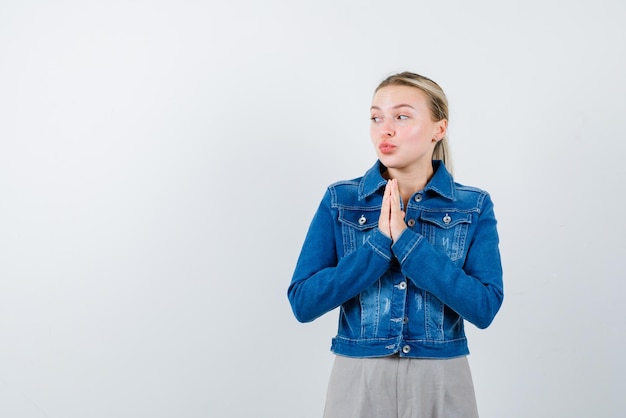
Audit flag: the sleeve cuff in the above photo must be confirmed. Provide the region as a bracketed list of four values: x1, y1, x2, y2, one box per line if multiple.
[391, 229, 424, 264]
[366, 229, 394, 261]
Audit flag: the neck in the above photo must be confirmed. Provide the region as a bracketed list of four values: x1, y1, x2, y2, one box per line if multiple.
[386, 162, 434, 205]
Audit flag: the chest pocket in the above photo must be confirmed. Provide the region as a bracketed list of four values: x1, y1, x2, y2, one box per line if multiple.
[338, 207, 380, 257]
[420, 210, 472, 261]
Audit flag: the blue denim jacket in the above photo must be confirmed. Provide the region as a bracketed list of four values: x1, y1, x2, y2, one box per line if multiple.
[288, 160, 503, 359]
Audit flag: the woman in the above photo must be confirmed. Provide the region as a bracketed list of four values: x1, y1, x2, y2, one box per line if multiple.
[288, 71, 503, 417]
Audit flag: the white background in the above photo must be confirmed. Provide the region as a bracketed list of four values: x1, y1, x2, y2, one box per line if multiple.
[1, 0, 625, 417]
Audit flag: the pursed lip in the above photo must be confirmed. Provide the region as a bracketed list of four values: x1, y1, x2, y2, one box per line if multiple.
[378, 142, 397, 154]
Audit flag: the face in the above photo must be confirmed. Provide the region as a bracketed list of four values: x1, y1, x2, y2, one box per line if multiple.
[370, 85, 447, 174]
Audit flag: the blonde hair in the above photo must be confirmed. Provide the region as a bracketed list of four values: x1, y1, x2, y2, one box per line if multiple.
[375, 71, 452, 172]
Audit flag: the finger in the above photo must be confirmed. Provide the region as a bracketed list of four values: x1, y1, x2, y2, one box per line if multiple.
[389, 180, 407, 241]
[383, 181, 392, 206]
[378, 181, 392, 238]
[383, 181, 392, 217]
[390, 179, 402, 212]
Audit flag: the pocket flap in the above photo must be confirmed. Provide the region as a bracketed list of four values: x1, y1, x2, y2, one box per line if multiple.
[419, 211, 472, 229]
[338, 208, 379, 230]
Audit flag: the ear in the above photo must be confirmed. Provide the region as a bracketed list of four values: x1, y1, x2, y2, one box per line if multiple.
[432, 119, 448, 142]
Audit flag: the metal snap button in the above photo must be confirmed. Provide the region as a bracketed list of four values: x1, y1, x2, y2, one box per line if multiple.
[358, 215, 366, 225]
[407, 219, 415, 227]
[414, 194, 422, 202]
[402, 345, 411, 354]
[398, 281, 407, 290]
[443, 214, 451, 224]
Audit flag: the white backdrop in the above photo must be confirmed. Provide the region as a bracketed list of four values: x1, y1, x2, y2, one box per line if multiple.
[1, 1, 625, 417]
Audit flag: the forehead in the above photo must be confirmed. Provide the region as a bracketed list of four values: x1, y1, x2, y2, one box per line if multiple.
[371, 85, 430, 109]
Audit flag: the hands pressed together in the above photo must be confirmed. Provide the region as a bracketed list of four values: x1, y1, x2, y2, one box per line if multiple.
[378, 179, 407, 243]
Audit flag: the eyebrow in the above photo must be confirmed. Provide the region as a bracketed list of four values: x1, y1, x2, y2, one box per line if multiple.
[370, 104, 416, 111]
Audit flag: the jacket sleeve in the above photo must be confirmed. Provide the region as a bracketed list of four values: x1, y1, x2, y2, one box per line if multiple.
[391, 192, 504, 329]
[287, 189, 393, 323]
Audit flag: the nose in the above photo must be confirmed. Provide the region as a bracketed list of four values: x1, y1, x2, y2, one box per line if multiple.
[380, 120, 395, 137]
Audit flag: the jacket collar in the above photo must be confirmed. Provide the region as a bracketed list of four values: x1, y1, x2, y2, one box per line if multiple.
[359, 160, 457, 201]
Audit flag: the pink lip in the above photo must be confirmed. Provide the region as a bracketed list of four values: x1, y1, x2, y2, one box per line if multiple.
[379, 143, 396, 154]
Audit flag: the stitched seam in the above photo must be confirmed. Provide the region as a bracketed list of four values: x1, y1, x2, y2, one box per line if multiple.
[399, 235, 422, 264]
[367, 239, 392, 261]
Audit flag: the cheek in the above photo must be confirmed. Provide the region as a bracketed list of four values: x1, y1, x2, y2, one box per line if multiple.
[404, 127, 429, 143]
[370, 126, 378, 141]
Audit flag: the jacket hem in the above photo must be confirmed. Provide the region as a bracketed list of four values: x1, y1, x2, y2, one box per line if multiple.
[330, 336, 470, 359]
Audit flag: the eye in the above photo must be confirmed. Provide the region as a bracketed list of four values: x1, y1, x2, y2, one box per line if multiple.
[397, 114, 409, 120]
[370, 116, 382, 123]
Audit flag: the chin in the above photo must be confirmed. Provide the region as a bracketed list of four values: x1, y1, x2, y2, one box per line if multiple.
[378, 155, 403, 168]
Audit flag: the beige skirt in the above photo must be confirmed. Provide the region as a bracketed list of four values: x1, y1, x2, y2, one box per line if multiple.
[323, 355, 479, 418]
